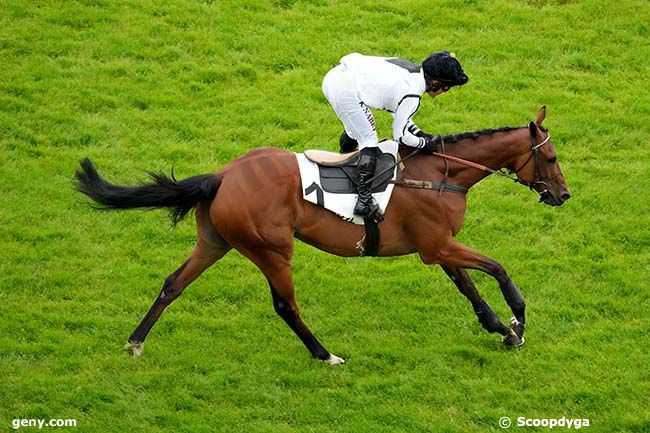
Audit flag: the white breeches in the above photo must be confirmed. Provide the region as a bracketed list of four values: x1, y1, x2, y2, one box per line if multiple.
[322, 65, 378, 149]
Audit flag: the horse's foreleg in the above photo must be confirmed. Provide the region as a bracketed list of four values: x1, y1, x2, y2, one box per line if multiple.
[436, 241, 526, 347]
[441, 265, 511, 337]
[126, 240, 229, 355]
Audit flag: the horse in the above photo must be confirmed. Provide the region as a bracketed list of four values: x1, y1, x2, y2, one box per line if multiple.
[75, 106, 570, 364]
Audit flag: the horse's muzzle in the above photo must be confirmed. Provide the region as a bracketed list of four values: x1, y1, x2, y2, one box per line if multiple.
[540, 188, 571, 206]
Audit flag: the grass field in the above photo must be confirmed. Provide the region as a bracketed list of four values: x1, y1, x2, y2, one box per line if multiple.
[1, 0, 649, 432]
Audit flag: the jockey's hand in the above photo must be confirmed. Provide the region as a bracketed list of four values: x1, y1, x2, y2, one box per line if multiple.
[422, 136, 438, 154]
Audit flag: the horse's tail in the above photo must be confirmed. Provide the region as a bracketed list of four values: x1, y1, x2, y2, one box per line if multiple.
[75, 158, 221, 225]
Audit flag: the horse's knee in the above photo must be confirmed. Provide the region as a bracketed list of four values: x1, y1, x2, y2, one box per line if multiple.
[485, 261, 509, 283]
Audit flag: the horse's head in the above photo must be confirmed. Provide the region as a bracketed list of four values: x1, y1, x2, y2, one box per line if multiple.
[510, 107, 571, 206]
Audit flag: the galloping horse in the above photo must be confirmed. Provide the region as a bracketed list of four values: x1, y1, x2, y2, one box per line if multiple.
[76, 106, 570, 364]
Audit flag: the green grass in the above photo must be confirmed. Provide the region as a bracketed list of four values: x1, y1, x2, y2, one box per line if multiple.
[1, 0, 649, 432]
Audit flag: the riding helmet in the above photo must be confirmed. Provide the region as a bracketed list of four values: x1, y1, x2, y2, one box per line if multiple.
[422, 51, 469, 87]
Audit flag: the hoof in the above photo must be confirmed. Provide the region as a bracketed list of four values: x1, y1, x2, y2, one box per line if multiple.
[323, 354, 346, 365]
[503, 330, 525, 348]
[124, 341, 144, 356]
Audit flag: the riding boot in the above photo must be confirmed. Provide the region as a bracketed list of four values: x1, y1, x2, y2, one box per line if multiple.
[354, 148, 383, 221]
[339, 131, 359, 153]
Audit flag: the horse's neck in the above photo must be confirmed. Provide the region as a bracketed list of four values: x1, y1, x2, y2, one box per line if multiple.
[439, 129, 529, 188]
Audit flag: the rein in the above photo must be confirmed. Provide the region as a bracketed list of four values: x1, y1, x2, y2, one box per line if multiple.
[430, 130, 557, 201]
[368, 127, 557, 199]
[370, 147, 471, 196]
[432, 135, 550, 181]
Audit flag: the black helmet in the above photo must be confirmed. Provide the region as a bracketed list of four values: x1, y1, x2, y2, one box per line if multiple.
[422, 51, 469, 88]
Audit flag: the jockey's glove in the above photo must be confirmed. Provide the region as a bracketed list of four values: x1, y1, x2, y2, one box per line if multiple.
[414, 130, 434, 140]
[421, 136, 439, 154]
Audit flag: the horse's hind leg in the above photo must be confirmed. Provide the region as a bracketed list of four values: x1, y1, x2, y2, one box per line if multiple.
[126, 203, 231, 356]
[244, 247, 345, 365]
[125, 241, 228, 355]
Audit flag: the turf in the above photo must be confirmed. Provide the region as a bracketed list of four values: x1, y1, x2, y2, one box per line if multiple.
[1, 0, 648, 432]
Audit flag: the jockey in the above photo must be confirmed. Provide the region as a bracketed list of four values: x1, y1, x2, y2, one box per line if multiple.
[322, 51, 469, 220]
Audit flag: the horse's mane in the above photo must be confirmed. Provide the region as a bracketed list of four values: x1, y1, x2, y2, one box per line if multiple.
[434, 126, 524, 145]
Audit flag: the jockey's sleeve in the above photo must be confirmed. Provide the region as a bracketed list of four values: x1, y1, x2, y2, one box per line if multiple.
[406, 120, 424, 137]
[392, 95, 426, 149]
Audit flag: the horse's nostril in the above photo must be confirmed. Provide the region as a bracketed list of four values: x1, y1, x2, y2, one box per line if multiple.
[561, 193, 571, 201]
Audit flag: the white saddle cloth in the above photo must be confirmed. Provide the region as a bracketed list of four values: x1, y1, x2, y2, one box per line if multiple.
[295, 140, 399, 225]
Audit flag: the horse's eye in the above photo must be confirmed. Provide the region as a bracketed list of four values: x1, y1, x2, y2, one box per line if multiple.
[547, 156, 557, 164]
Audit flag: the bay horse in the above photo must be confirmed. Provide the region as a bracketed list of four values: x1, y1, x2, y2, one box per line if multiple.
[75, 106, 570, 364]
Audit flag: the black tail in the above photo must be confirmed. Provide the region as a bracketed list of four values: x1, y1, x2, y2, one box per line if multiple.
[75, 158, 221, 225]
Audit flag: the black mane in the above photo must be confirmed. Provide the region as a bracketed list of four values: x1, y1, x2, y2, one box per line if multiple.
[433, 126, 524, 145]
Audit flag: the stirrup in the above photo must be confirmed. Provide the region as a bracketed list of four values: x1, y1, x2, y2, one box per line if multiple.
[354, 199, 383, 222]
[367, 207, 384, 223]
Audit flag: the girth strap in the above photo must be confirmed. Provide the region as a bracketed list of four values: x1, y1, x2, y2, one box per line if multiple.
[362, 217, 380, 257]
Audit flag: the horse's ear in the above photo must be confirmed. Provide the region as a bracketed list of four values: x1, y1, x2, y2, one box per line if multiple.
[529, 121, 537, 138]
[535, 105, 546, 125]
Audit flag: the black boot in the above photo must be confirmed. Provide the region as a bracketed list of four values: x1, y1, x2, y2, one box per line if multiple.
[354, 149, 383, 221]
[339, 131, 359, 153]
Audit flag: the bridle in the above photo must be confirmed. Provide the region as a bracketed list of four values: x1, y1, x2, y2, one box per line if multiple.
[428, 124, 562, 202]
[509, 125, 562, 202]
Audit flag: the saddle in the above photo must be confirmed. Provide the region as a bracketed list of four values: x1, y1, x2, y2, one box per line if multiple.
[304, 148, 397, 194]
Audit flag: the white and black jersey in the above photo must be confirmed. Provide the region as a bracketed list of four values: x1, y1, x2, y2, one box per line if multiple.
[337, 53, 428, 148]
